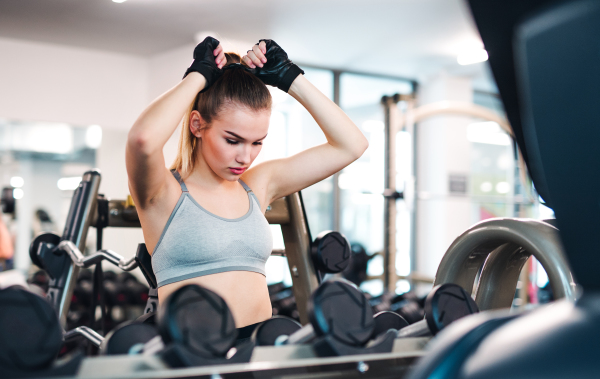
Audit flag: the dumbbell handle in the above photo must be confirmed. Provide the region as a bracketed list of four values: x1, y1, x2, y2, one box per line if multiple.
[282, 323, 316, 345]
[396, 319, 431, 338]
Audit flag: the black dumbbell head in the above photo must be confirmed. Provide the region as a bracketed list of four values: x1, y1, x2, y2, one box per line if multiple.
[309, 280, 375, 346]
[0, 287, 62, 371]
[251, 316, 301, 346]
[372, 311, 409, 337]
[311, 231, 351, 273]
[158, 284, 237, 358]
[424, 283, 479, 335]
[100, 321, 159, 355]
[29, 232, 60, 269]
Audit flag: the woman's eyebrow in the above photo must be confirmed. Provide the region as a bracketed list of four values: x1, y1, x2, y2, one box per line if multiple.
[225, 130, 268, 141]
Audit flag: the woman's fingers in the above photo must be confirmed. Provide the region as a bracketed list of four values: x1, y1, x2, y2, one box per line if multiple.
[242, 55, 255, 68]
[213, 43, 223, 56]
[212, 44, 225, 68]
[252, 44, 267, 64]
[259, 40, 267, 55]
[213, 44, 226, 68]
[244, 50, 263, 68]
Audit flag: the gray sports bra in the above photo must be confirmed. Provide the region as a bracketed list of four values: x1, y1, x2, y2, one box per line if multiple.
[151, 170, 273, 288]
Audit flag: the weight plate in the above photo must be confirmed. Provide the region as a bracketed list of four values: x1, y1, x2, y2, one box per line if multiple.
[0, 287, 62, 371]
[158, 284, 237, 358]
[251, 316, 301, 346]
[425, 283, 479, 335]
[100, 321, 159, 355]
[309, 280, 375, 346]
[373, 311, 409, 337]
[29, 232, 61, 269]
[311, 231, 351, 273]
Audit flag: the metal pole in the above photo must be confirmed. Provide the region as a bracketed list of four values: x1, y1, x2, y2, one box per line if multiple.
[332, 70, 342, 231]
[382, 95, 398, 293]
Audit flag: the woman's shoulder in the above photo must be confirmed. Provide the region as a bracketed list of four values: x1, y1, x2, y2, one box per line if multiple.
[241, 165, 271, 212]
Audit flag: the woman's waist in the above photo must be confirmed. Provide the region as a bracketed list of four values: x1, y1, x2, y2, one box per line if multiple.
[158, 271, 272, 327]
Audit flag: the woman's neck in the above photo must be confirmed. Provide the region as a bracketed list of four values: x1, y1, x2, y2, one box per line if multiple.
[186, 154, 238, 192]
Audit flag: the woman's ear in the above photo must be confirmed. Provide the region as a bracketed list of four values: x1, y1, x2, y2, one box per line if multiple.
[189, 111, 206, 138]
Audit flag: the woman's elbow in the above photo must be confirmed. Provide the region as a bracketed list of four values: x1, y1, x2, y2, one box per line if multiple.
[127, 129, 154, 157]
[352, 135, 369, 159]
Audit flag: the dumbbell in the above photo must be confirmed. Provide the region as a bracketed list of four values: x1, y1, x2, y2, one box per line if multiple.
[372, 311, 409, 337]
[311, 231, 352, 274]
[396, 283, 478, 338]
[275, 280, 397, 356]
[99, 321, 159, 355]
[250, 316, 302, 346]
[130, 284, 254, 367]
[0, 286, 83, 377]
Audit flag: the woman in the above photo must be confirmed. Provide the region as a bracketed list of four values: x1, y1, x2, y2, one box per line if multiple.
[126, 37, 368, 341]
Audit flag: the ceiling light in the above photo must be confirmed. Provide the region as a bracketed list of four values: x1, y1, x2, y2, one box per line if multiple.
[10, 177, 24, 188]
[457, 49, 488, 65]
[85, 125, 102, 149]
[57, 177, 82, 191]
[112, 0, 127, 3]
[13, 188, 24, 200]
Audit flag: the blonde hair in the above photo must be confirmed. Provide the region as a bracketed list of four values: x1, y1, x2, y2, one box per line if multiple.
[170, 53, 272, 178]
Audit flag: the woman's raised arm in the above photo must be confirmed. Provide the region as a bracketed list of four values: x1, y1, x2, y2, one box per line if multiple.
[243, 40, 369, 204]
[126, 37, 225, 208]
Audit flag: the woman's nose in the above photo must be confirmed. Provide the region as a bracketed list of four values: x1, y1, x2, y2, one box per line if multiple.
[236, 144, 252, 165]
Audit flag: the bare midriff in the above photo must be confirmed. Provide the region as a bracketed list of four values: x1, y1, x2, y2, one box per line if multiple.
[157, 270, 272, 328]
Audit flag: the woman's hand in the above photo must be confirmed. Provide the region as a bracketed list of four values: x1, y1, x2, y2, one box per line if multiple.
[243, 39, 304, 93]
[183, 36, 227, 90]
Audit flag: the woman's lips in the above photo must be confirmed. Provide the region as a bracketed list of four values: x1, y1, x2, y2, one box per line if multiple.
[229, 167, 246, 175]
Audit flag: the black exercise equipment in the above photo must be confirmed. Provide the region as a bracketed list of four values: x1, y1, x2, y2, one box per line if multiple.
[372, 311, 409, 338]
[250, 316, 302, 346]
[280, 280, 397, 357]
[342, 242, 373, 286]
[100, 321, 159, 356]
[397, 283, 478, 338]
[157, 284, 254, 367]
[0, 286, 83, 378]
[311, 231, 351, 274]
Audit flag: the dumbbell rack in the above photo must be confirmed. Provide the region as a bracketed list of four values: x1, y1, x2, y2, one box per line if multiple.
[73, 337, 429, 378]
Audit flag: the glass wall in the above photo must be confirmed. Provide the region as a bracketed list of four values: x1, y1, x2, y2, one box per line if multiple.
[338, 74, 413, 296]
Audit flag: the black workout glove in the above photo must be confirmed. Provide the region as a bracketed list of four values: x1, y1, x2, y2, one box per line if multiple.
[183, 36, 222, 90]
[253, 39, 304, 93]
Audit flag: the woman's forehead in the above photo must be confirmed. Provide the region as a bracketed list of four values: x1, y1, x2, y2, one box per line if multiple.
[213, 107, 270, 137]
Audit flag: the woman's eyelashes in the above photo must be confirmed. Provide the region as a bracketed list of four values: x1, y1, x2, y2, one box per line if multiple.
[225, 138, 262, 146]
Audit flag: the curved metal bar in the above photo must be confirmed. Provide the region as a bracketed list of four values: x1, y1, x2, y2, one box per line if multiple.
[399, 101, 513, 136]
[58, 240, 138, 271]
[64, 326, 104, 347]
[434, 218, 577, 310]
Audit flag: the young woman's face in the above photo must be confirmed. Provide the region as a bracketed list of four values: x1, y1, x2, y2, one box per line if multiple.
[198, 106, 270, 181]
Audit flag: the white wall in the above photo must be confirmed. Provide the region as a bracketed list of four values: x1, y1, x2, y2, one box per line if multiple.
[0, 37, 148, 130]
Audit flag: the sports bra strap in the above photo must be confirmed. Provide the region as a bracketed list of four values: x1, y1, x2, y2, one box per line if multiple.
[238, 180, 252, 193]
[239, 180, 262, 209]
[170, 170, 189, 192]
